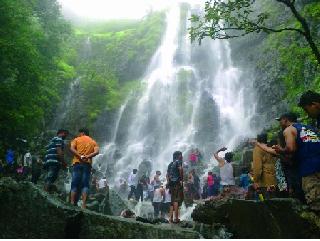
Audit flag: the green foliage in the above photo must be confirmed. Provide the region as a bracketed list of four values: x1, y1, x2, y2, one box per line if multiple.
[261, 2, 320, 109]
[0, 0, 72, 154]
[0, 1, 165, 155]
[190, 0, 320, 64]
[61, 11, 165, 128]
[190, 0, 270, 42]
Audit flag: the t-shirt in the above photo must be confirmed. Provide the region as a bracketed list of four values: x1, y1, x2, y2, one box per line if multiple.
[292, 123, 320, 176]
[220, 161, 235, 186]
[98, 178, 107, 189]
[207, 175, 214, 186]
[167, 159, 182, 182]
[128, 173, 138, 186]
[71, 135, 99, 165]
[5, 150, 14, 165]
[23, 152, 32, 167]
[189, 153, 197, 162]
[45, 136, 64, 165]
[239, 174, 250, 188]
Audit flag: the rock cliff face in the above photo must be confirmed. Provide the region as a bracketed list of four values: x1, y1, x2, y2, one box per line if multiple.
[192, 198, 320, 239]
[0, 178, 200, 239]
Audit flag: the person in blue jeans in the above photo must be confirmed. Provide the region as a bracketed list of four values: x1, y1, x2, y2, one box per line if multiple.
[44, 129, 69, 192]
[239, 168, 250, 191]
[70, 128, 99, 209]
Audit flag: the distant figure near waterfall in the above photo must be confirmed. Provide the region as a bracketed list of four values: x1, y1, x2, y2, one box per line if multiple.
[70, 128, 99, 209]
[128, 169, 138, 200]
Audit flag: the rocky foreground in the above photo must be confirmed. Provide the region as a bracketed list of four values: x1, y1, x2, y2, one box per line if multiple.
[1, 177, 319, 239]
[192, 198, 320, 238]
[0, 178, 200, 239]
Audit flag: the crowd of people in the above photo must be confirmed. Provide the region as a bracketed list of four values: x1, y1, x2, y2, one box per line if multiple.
[1, 90, 320, 224]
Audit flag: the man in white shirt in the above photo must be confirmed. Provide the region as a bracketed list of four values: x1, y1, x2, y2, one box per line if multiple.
[128, 169, 138, 200]
[214, 147, 235, 193]
[96, 177, 108, 193]
[23, 151, 32, 167]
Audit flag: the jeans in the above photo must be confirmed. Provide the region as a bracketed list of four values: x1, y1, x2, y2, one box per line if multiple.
[207, 185, 214, 197]
[128, 185, 136, 200]
[45, 164, 60, 185]
[153, 202, 161, 218]
[71, 163, 91, 195]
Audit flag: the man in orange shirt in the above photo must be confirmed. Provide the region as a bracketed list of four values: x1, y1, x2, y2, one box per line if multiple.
[70, 128, 99, 209]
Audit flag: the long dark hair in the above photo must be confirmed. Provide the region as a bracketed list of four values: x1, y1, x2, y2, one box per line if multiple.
[257, 133, 268, 144]
[225, 152, 234, 163]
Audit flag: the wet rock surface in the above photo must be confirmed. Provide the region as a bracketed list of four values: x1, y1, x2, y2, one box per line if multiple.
[109, 189, 129, 216]
[0, 177, 200, 239]
[192, 198, 320, 238]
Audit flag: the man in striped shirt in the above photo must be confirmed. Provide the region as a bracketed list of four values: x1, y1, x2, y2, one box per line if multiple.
[44, 129, 69, 192]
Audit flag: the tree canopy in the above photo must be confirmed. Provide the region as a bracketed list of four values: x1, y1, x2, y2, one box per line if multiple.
[190, 0, 320, 64]
[0, 0, 72, 153]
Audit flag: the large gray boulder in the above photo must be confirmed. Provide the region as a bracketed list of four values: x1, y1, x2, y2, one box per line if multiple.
[0, 177, 200, 239]
[192, 198, 320, 238]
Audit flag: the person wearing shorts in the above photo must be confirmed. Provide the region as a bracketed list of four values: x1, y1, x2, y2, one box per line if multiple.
[167, 151, 184, 223]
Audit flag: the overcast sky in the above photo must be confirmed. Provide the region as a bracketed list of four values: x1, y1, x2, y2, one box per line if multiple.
[58, 0, 202, 20]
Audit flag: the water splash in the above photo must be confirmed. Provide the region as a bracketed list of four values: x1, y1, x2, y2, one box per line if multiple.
[94, 3, 256, 182]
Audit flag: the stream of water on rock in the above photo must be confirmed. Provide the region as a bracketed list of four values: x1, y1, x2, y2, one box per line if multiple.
[56, 1, 257, 219]
[94, 2, 256, 182]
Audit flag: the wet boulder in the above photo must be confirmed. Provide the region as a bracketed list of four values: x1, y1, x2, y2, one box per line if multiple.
[192, 198, 320, 238]
[0, 177, 200, 238]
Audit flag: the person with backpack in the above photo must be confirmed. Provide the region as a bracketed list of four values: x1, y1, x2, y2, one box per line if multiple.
[166, 151, 184, 223]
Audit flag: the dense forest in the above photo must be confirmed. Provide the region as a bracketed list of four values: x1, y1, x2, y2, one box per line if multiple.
[1, 0, 319, 157]
[0, 0, 165, 156]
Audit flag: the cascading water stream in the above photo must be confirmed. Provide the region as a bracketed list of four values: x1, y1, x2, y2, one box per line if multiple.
[95, 2, 256, 183]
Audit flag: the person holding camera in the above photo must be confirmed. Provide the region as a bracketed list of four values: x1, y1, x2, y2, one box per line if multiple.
[70, 128, 99, 209]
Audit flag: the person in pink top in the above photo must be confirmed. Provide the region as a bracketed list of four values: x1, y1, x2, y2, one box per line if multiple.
[189, 149, 197, 166]
[207, 171, 214, 197]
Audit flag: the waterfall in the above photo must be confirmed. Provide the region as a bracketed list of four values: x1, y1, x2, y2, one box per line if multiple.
[94, 2, 256, 183]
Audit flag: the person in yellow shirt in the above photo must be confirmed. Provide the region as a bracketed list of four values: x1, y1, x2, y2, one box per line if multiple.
[252, 133, 277, 199]
[70, 128, 99, 209]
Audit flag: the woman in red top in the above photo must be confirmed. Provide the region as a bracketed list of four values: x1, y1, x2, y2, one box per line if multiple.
[207, 171, 214, 197]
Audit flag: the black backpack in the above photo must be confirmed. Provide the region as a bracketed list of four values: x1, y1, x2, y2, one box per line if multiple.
[167, 160, 179, 182]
